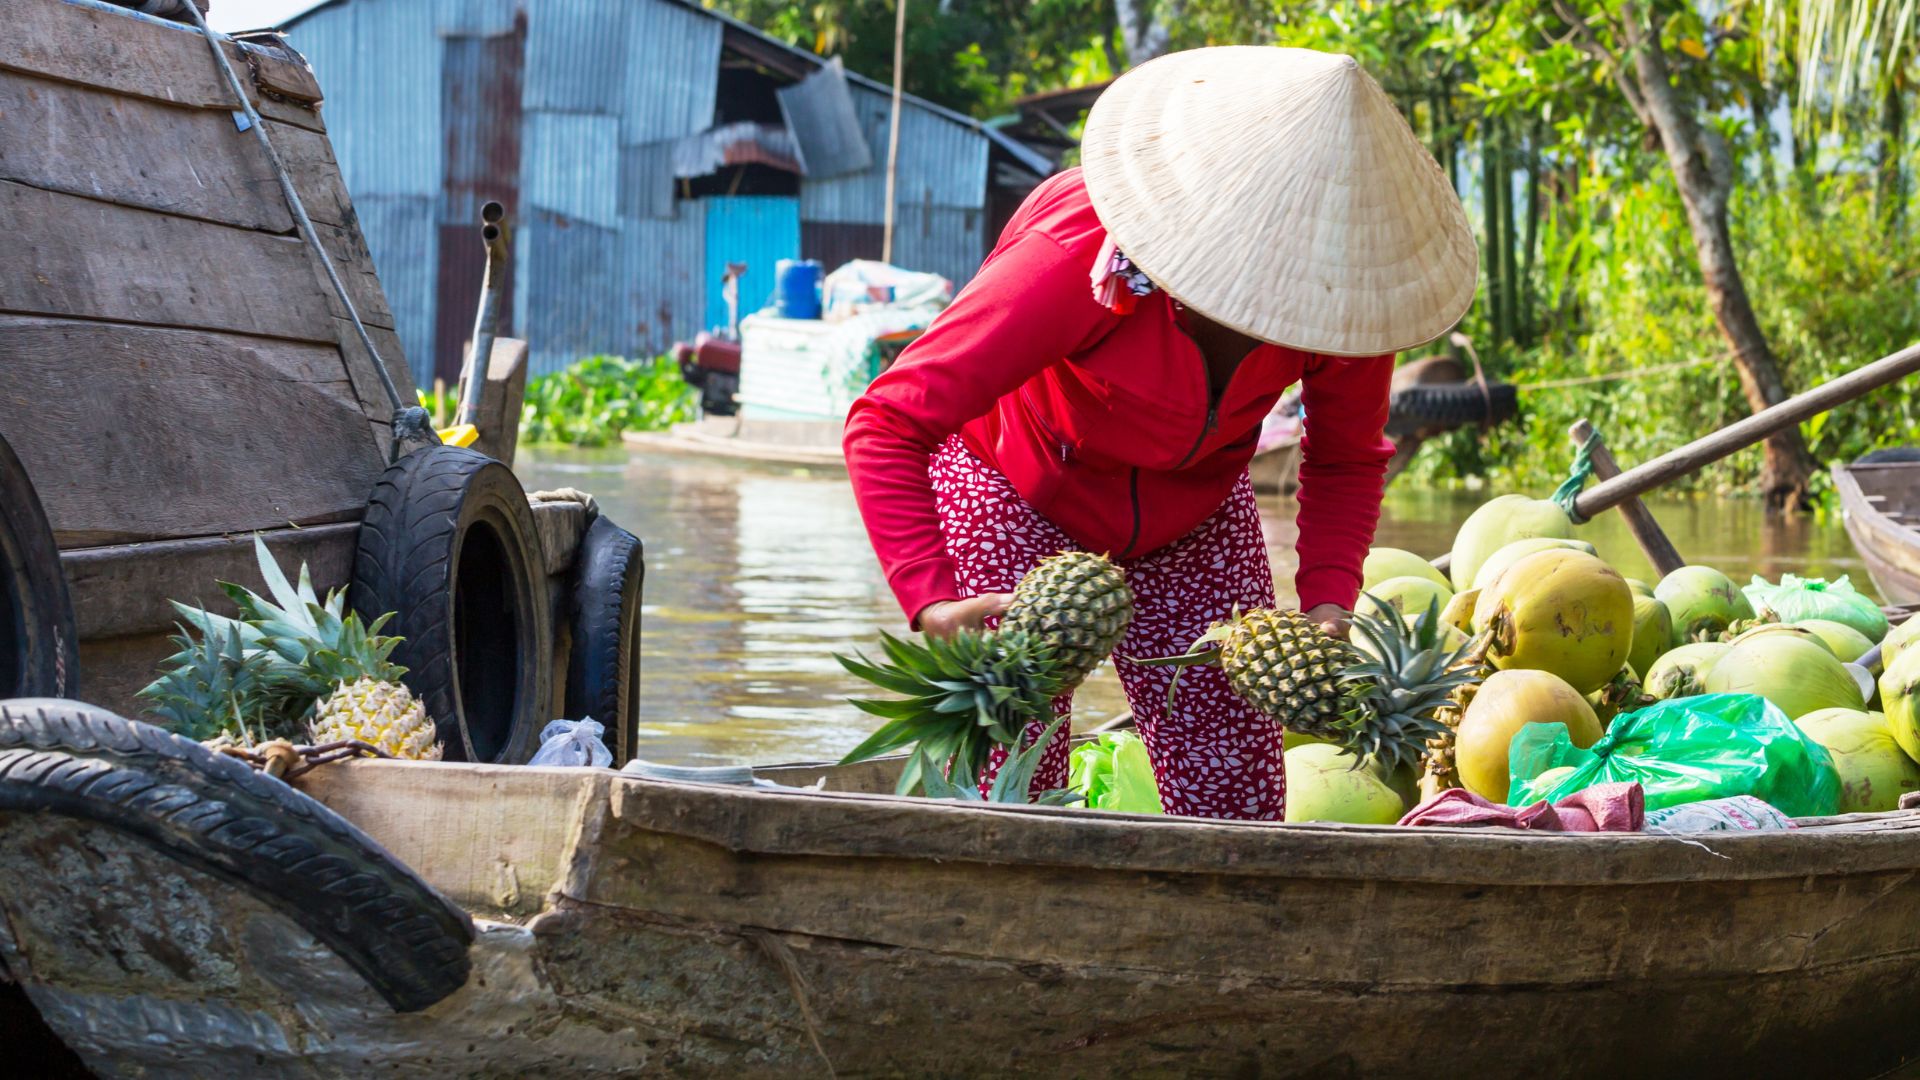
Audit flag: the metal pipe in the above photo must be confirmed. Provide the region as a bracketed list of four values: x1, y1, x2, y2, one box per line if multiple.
[456, 201, 510, 428]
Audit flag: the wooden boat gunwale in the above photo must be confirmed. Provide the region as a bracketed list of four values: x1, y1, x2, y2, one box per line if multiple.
[1834, 460, 1920, 605]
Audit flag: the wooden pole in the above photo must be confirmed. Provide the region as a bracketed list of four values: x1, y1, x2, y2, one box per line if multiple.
[881, 0, 907, 264]
[1569, 419, 1687, 578]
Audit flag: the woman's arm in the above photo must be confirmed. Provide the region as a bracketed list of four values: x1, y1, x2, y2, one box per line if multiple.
[844, 231, 1115, 626]
[1292, 354, 1397, 615]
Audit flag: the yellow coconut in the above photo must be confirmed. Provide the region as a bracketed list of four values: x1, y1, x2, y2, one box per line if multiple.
[1363, 548, 1450, 592]
[1357, 576, 1453, 623]
[1472, 549, 1634, 694]
[1469, 536, 1599, 592]
[1440, 588, 1479, 636]
[1447, 494, 1577, 592]
[1283, 744, 1406, 824]
[1628, 595, 1673, 680]
[1795, 708, 1919, 812]
[1456, 669, 1604, 804]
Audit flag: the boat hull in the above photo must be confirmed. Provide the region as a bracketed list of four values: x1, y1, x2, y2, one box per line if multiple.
[1835, 462, 1920, 606]
[17, 759, 1919, 1077]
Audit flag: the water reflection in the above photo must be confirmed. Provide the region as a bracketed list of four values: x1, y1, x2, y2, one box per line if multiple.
[517, 447, 1875, 766]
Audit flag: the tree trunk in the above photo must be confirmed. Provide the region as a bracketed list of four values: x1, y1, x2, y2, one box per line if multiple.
[1481, 119, 1504, 351]
[1520, 119, 1542, 345]
[1113, 0, 1175, 66]
[1624, 18, 1816, 509]
[1498, 119, 1519, 348]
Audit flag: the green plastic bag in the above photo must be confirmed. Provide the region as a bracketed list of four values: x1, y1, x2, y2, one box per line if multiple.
[1067, 732, 1163, 814]
[1743, 574, 1888, 643]
[1507, 693, 1840, 817]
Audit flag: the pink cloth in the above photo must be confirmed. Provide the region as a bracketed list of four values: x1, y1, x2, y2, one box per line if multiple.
[1398, 782, 1646, 832]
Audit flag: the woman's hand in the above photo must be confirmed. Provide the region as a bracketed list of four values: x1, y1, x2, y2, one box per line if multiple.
[1305, 603, 1351, 641]
[917, 594, 1015, 639]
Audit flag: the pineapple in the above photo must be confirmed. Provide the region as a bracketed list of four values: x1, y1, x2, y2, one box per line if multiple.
[1149, 598, 1479, 778]
[1000, 551, 1134, 688]
[142, 536, 439, 759]
[139, 617, 278, 745]
[312, 676, 439, 759]
[835, 551, 1133, 799]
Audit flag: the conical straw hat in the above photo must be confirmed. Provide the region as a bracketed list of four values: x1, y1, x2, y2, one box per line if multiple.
[1080, 46, 1477, 356]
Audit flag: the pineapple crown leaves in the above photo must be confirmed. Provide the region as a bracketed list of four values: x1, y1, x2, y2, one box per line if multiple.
[914, 714, 1084, 806]
[137, 616, 278, 744]
[835, 629, 1067, 795]
[1333, 597, 1480, 774]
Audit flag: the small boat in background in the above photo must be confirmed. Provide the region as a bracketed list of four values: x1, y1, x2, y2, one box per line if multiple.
[1834, 450, 1920, 605]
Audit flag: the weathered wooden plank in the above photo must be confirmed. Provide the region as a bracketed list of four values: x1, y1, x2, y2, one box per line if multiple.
[0, 316, 382, 546]
[0, 70, 360, 233]
[293, 764, 611, 919]
[0, 180, 336, 341]
[312, 217, 397, 330]
[61, 521, 361, 639]
[0, 0, 324, 132]
[333, 321, 413, 432]
[76, 630, 182, 723]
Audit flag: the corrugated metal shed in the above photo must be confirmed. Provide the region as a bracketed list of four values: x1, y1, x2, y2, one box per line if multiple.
[282, 0, 1045, 380]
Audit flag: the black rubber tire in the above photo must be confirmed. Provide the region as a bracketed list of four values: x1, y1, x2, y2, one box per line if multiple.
[0, 699, 473, 1012]
[352, 447, 551, 765]
[563, 516, 645, 766]
[0, 434, 77, 701]
[1856, 447, 1920, 465]
[1390, 381, 1520, 427]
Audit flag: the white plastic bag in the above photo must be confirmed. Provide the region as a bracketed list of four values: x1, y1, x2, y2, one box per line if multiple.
[529, 718, 613, 768]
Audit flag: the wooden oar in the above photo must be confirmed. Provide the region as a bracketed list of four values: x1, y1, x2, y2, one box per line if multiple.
[1428, 340, 1920, 573]
[1569, 419, 1687, 578]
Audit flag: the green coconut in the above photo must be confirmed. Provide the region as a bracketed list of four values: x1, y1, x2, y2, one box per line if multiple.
[1879, 646, 1920, 765]
[1793, 620, 1876, 667]
[1655, 565, 1744, 646]
[1704, 634, 1867, 719]
[1472, 549, 1634, 695]
[1795, 708, 1920, 812]
[1882, 618, 1920, 672]
[1357, 576, 1454, 623]
[1643, 642, 1731, 699]
[1469, 537, 1600, 592]
[1628, 596, 1673, 680]
[1456, 669, 1604, 803]
[1626, 578, 1656, 598]
[1363, 548, 1450, 592]
[1726, 622, 1835, 655]
[1447, 494, 1577, 592]
[1283, 743, 1406, 824]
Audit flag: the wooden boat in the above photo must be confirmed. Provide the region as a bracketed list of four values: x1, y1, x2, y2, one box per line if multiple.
[623, 415, 848, 470]
[6, 726, 1920, 1078]
[1834, 460, 1920, 605]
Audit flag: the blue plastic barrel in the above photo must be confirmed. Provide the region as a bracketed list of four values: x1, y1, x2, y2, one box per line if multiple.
[773, 259, 823, 320]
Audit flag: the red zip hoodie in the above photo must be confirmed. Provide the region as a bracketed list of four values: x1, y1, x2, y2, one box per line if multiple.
[844, 169, 1397, 625]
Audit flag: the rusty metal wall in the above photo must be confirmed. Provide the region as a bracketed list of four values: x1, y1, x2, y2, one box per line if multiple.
[289, 0, 442, 200]
[801, 221, 884, 275]
[890, 203, 988, 291]
[436, 25, 525, 383]
[799, 82, 988, 223]
[351, 194, 439, 386]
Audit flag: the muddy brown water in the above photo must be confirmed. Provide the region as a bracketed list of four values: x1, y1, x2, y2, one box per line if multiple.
[517, 447, 1874, 766]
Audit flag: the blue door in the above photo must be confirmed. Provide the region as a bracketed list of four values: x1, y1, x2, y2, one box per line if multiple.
[704, 196, 801, 332]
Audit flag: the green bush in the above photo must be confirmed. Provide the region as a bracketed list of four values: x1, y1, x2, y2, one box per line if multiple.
[518, 355, 696, 447]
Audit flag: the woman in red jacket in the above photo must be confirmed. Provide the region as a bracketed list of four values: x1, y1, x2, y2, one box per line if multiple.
[843, 47, 1476, 818]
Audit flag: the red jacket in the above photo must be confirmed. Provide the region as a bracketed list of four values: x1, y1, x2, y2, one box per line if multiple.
[844, 169, 1396, 624]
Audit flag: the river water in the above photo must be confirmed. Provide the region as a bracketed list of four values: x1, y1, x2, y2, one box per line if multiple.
[517, 447, 1874, 766]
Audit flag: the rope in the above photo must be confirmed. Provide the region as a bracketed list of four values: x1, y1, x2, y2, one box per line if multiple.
[1552, 429, 1602, 520]
[181, 7, 435, 459]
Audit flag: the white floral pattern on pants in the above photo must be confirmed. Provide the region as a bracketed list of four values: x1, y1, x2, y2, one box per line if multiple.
[928, 436, 1286, 819]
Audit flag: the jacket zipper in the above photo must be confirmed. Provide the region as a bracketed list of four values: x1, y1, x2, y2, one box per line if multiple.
[1021, 385, 1072, 462]
[1173, 400, 1219, 470]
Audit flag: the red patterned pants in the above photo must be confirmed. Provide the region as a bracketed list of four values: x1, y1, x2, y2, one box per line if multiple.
[928, 437, 1285, 819]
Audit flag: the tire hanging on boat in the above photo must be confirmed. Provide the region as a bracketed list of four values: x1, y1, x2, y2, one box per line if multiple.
[0, 699, 474, 1012]
[0, 433, 77, 701]
[563, 515, 645, 766]
[352, 446, 551, 765]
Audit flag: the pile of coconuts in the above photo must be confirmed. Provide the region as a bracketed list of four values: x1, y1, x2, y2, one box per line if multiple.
[1285, 493, 1918, 824]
